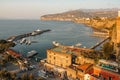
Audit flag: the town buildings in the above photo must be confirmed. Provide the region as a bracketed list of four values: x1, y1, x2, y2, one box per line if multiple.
[44, 44, 120, 80]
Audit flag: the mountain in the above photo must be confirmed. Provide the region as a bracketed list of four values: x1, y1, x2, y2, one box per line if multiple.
[41, 8, 119, 21]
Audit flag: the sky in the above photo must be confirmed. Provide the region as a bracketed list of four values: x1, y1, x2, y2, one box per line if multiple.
[0, 0, 120, 19]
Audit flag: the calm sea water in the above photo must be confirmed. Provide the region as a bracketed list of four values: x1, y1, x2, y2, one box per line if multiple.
[0, 20, 104, 58]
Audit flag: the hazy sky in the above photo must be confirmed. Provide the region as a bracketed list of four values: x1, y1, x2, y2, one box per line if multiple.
[0, 0, 120, 19]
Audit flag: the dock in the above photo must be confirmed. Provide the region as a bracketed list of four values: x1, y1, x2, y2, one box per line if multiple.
[7, 29, 51, 42]
[90, 37, 110, 49]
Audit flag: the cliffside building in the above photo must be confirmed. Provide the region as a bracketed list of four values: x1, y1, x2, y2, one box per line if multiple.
[46, 47, 72, 68]
[111, 11, 120, 67]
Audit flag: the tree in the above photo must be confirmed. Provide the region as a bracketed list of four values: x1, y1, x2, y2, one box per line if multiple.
[102, 42, 114, 59]
[0, 39, 15, 53]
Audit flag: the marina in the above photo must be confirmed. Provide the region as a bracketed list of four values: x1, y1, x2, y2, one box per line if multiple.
[0, 20, 104, 58]
[7, 29, 51, 42]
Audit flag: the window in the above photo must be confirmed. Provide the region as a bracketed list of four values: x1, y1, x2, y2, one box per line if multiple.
[99, 73, 102, 77]
[103, 77, 106, 80]
[108, 77, 112, 80]
[66, 56, 68, 58]
[54, 57, 56, 60]
[49, 60, 51, 63]
[61, 64, 63, 67]
[66, 60, 68, 63]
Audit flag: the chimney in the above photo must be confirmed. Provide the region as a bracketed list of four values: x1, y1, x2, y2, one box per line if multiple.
[118, 11, 120, 17]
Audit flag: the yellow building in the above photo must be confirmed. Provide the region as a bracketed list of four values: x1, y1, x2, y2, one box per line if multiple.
[46, 45, 99, 69]
[116, 17, 120, 44]
[75, 56, 95, 65]
[47, 47, 72, 68]
[67, 63, 93, 80]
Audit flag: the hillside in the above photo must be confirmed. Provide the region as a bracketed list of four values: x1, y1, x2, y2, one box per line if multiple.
[41, 9, 118, 20]
[41, 9, 119, 32]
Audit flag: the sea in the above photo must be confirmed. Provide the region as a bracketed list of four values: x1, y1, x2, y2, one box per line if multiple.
[0, 20, 104, 59]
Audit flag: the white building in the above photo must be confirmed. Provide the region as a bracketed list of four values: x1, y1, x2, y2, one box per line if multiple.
[118, 11, 120, 17]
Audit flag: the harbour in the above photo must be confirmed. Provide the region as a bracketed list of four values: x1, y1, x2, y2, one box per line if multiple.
[7, 29, 51, 42]
[0, 20, 104, 58]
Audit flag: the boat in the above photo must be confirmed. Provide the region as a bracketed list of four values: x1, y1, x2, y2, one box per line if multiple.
[27, 50, 38, 58]
[31, 29, 41, 36]
[25, 38, 31, 45]
[52, 41, 61, 46]
[20, 38, 26, 44]
[75, 43, 82, 47]
[35, 29, 41, 32]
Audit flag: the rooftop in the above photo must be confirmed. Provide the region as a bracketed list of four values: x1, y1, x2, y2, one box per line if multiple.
[6, 49, 21, 58]
[51, 46, 94, 55]
[76, 63, 93, 72]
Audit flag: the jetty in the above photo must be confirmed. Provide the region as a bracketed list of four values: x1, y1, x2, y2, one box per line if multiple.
[90, 37, 110, 49]
[7, 29, 51, 42]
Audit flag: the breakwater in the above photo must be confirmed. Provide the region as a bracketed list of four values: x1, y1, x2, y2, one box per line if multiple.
[7, 29, 51, 42]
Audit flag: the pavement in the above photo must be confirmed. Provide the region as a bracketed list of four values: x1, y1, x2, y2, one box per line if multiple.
[2, 58, 62, 80]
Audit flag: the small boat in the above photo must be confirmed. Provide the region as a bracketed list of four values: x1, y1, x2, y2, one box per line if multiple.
[26, 39, 31, 45]
[35, 29, 41, 32]
[31, 29, 41, 36]
[20, 38, 26, 44]
[75, 43, 82, 47]
[27, 50, 38, 58]
[52, 41, 60, 46]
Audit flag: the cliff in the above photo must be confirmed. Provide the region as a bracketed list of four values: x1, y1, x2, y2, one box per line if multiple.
[41, 10, 91, 21]
[41, 9, 118, 33]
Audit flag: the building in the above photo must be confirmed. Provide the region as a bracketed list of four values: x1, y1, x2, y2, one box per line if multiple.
[45, 44, 120, 80]
[67, 62, 120, 80]
[6, 49, 21, 58]
[47, 47, 72, 68]
[46, 45, 98, 68]
[118, 11, 120, 17]
[75, 56, 95, 65]
[67, 63, 93, 80]
[88, 66, 120, 80]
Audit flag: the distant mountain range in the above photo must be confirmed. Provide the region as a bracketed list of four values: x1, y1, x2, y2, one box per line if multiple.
[41, 8, 120, 19]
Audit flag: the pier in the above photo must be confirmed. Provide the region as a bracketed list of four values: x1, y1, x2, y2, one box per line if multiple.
[7, 29, 51, 42]
[90, 37, 110, 49]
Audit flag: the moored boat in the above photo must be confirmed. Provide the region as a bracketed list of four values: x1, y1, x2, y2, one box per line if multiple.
[27, 50, 38, 58]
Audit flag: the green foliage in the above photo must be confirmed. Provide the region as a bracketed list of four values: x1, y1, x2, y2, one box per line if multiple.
[0, 70, 17, 80]
[0, 39, 15, 53]
[102, 42, 114, 59]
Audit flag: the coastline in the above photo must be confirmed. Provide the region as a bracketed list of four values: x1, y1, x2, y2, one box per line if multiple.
[40, 17, 110, 37]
